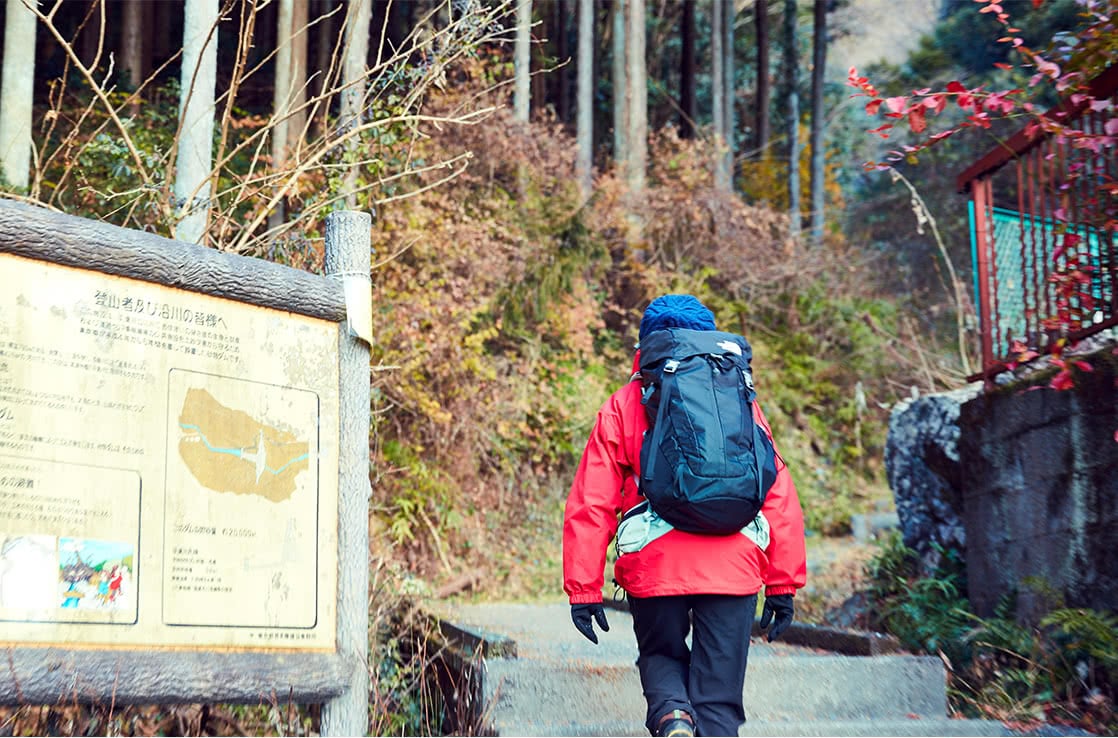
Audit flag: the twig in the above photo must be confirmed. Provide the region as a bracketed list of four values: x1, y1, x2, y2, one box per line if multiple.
[435, 572, 481, 598]
[29, 3, 152, 190]
[418, 507, 453, 575]
[888, 168, 975, 377]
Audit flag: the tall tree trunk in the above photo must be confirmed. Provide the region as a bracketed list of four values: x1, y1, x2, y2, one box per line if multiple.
[270, 0, 295, 228]
[625, 0, 646, 195]
[121, 0, 145, 90]
[809, 0, 828, 246]
[722, 0, 734, 184]
[0, 0, 36, 191]
[514, 0, 532, 122]
[174, 0, 219, 244]
[782, 0, 800, 239]
[611, 0, 627, 169]
[340, 0, 371, 209]
[678, 0, 695, 138]
[289, 0, 309, 151]
[754, 0, 771, 159]
[312, 0, 338, 136]
[576, 0, 593, 196]
[711, 0, 729, 191]
[557, 0, 570, 124]
[79, 0, 102, 71]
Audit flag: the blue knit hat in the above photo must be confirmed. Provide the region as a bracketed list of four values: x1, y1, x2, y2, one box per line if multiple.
[639, 294, 716, 340]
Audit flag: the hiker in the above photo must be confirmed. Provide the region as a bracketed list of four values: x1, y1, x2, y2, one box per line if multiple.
[562, 294, 807, 738]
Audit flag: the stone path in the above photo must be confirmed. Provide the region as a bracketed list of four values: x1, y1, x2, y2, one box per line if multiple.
[433, 601, 1089, 737]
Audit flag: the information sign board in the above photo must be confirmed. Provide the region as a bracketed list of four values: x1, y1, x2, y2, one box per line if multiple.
[0, 252, 339, 650]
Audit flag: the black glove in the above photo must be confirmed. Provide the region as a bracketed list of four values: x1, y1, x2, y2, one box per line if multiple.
[758, 594, 794, 642]
[570, 603, 610, 644]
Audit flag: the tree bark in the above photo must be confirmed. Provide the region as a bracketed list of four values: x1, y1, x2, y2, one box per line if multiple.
[340, 0, 371, 209]
[174, 0, 219, 244]
[625, 0, 646, 195]
[0, 0, 36, 190]
[754, 0, 771, 159]
[121, 0, 145, 90]
[557, 0, 570, 124]
[711, 0, 729, 191]
[269, 0, 295, 228]
[611, 0, 628, 169]
[312, 0, 339, 136]
[78, 0, 102, 71]
[576, 0, 594, 196]
[722, 0, 735, 184]
[782, 0, 800, 239]
[678, 0, 695, 138]
[289, 0, 310, 151]
[514, 0, 532, 122]
[809, 0, 828, 246]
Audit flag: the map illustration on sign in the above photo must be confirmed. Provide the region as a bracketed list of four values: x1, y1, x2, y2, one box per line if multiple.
[163, 370, 320, 629]
[177, 387, 310, 503]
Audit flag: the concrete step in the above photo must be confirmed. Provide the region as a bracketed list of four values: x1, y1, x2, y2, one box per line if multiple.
[485, 717, 1017, 737]
[480, 655, 953, 725]
[434, 602, 1047, 737]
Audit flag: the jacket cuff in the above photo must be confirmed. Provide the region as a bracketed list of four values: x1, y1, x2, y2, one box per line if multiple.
[765, 586, 797, 597]
[569, 592, 604, 605]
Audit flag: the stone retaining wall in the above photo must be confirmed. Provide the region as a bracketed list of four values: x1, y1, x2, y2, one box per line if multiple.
[958, 357, 1118, 621]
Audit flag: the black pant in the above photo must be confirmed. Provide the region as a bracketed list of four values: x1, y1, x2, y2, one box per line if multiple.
[628, 593, 758, 737]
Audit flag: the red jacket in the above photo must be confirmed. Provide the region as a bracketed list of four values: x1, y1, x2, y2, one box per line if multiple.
[563, 356, 807, 603]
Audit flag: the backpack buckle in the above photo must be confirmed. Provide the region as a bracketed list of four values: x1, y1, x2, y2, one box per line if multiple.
[742, 369, 755, 391]
[664, 359, 680, 374]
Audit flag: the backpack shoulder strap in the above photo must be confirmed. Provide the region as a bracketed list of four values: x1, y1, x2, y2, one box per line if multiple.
[640, 366, 676, 485]
[742, 368, 768, 504]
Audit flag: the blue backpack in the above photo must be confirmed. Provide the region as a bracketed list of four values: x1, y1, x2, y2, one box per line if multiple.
[638, 328, 778, 535]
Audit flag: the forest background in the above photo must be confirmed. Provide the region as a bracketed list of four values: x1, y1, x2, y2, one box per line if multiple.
[0, 0, 1113, 735]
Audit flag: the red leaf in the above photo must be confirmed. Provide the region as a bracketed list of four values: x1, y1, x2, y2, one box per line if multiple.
[1050, 370, 1074, 390]
[1073, 360, 1094, 372]
[886, 96, 908, 114]
[946, 80, 967, 93]
[995, 62, 1014, 69]
[865, 99, 883, 115]
[967, 111, 992, 128]
[908, 106, 927, 133]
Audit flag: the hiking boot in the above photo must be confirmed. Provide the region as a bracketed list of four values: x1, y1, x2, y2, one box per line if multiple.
[656, 710, 695, 737]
